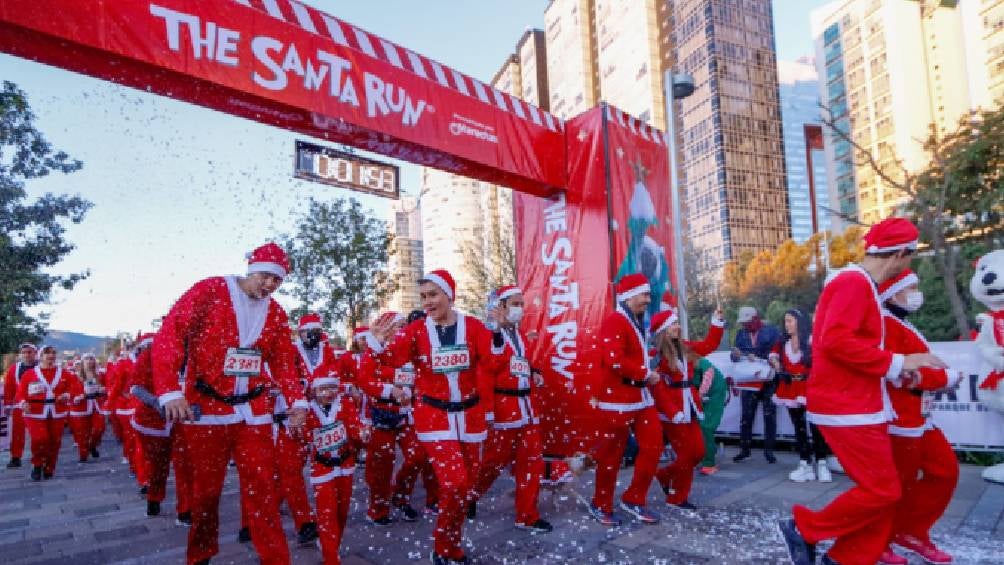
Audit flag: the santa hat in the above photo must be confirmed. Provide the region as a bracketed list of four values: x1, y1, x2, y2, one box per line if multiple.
[616, 273, 650, 302]
[497, 285, 522, 301]
[420, 269, 456, 301]
[81, 353, 97, 361]
[863, 217, 919, 255]
[246, 242, 289, 279]
[310, 374, 341, 389]
[135, 333, 156, 349]
[381, 312, 406, 325]
[651, 309, 679, 336]
[18, 343, 37, 351]
[353, 326, 370, 341]
[298, 312, 323, 331]
[879, 269, 919, 302]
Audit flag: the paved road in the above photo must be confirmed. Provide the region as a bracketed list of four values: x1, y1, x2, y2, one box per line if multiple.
[1, 430, 1002, 564]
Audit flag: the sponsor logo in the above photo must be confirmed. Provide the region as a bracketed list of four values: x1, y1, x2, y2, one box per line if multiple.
[448, 116, 498, 144]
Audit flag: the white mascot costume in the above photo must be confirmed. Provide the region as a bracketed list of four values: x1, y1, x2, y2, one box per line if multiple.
[971, 249, 1004, 484]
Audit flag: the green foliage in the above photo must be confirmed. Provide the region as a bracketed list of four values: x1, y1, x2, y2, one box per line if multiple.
[282, 197, 394, 337]
[0, 81, 90, 352]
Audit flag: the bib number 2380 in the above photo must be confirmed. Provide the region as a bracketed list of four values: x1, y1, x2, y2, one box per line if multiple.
[431, 345, 471, 375]
[314, 422, 347, 455]
[223, 347, 262, 378]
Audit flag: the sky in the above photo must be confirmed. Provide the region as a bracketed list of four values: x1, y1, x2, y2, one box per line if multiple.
[2, 0, 833, 338]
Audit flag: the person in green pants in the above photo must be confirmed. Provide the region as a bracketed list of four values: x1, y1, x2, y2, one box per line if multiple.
[692, 356, 728, 474]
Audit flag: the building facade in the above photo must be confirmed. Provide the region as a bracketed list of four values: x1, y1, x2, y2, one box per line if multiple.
[386, 195, 424, 314]
[779, 57, 831, 243]
[545, 0, 600, 119]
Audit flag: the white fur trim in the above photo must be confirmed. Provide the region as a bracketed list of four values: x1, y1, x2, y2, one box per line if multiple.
[498, 287, 522, 301]
[866, 240, 918, 254]
[311, 377, 340, 388]
[807, 409, 889, 426]
[299, 322, 322, 330]
[654, 312, 679, 335]
[421, 272, 454, 300]
[247, 261, 287, 278]
[879, 273, 919, 302]
[616, 283, 651, 302]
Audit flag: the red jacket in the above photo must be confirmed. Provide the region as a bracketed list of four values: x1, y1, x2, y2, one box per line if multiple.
[152, 276, 306, 425]
[771, 339, 811, 408]
[306, 395, 362, 484]
[68, 370, 107, 417]
[594, 306, 653, 413]
[480, 326, 538, 430]
[16, 366, 81, 419]
[650, 319, 725, 423]
[368, 313, 494, 442]
[130, 345, 172, 437]
[884, 314, 953, 436]
[106, 357, 137, 416]
[806, 265, 903, 426]
[357, 351, 413, 422]
[4, 362, 35, 412]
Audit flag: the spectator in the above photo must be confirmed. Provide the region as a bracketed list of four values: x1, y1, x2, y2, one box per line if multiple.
[731, 306, 781, 463]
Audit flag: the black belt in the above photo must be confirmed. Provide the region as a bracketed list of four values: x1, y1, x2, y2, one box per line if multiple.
[494, 387, 531, 398]
[85, 393, 102, 400]
[421, 394, 479, 413]
[777, 372, 806, 384]
[373, 397, 401, 407]
[273, 413, 288, 425]
[621, 377, 648, 388]
[669, 380, 697, 389]
[194, 379, 266, 406]
[910, 389, 924, 397]
[314, 452, 345, 467]
[27, 399, 56, 404]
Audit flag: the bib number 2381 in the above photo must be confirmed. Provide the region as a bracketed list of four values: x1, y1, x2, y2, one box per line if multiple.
[223, 347, 262, 378]
[432, 345, 471, 375]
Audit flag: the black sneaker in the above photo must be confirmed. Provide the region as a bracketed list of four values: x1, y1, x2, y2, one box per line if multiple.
[766, 452, 777, 464]
[7, 457, 22, 469]
[733, 450, 751, 463]
[90, 448, 100, 459]
[30, 466, 42, 481]
[396, 504, 419, 522]
[147, 501, 161, 517]
[42, 471, 53, 480]
[297, 521, 318, 545]
[79, 456, 88, 464]
[820, 554, 840, 565]
[466, 501, 477, 521]
[175, 512, 192, 526]
[430, 552, 467, 564]
[139, 485, 149, 496]
[237, 527, 251, 543]
[194, 560, 210, 565]
[669, 501, 697, 511]
[516, 519, 553, 533]
[367, 516, 394, 527]
[777, 518, 816, 565]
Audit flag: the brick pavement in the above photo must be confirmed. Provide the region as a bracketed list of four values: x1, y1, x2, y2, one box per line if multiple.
[0, 430, 1001, 564]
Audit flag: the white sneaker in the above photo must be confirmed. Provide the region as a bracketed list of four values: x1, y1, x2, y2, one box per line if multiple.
[788, 460, 816, 482]
[816, 460, 833, 483]
[826, 456, 844, 474]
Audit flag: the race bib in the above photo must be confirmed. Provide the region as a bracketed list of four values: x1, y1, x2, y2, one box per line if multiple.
[27, 383, 44, 396]
[431, 345, 471, 375]
[223, 348, 262, 378]
[313, 421, 347, 455]
[510, 356, 531, 379]
[921, 393, 933, 419]
[394, 366, 416, 387]
[84, 382, 101, 395]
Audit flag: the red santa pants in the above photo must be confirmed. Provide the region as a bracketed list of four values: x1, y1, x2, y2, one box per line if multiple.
[395, 455, 439, 510]
[138, 429, 191, 512]
[793, 424, 901, 565]
[365, 424, 431, 520]
[184, 423, 289, 565]
[8, 409, 26, 458]
[424, 439, 481, 561]
[275, 428, 314, 529]
[314, 475, 352, 565]
[473, 425, 544, 525]
[173, 425, 193, 515]
[109, 411, 123, 442]
[25, 416, 64, 474]
[68, 413, 104, 459]
[591, 405, 662, 513]
[655, 420, 706, 505]
[890, 428, 958, 543]
[117, 414, 146, 485]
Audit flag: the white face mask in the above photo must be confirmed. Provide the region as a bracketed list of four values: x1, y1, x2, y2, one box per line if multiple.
[903, 291, 924, 312]
[506, 306, 524, 324]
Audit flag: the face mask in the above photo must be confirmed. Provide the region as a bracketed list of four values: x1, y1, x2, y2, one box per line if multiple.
[903, 291, 924, 312]
[302, 331, 322, 349]
[506, 306, 524, 324]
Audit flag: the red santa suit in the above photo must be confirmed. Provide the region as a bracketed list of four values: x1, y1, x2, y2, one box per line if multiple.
[792, 218, 918, 565]
[67, 356, 107, 461]
[366, 269, 493, 562]
[106, 353, 146, 486]
[590, 274, 663, 517]
[879, 272, 959, 557]
[103, 358, 123, 442]
[3, 349, 36, 463]
[129, 333, 192, 516]
[651, 310, 724, 505]
[152, 244, 308, 565]
[16, 363, 80, 476]
[305, 383, 361, 565]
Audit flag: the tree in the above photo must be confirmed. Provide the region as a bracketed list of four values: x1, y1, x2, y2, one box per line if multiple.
[683, 238, 719, 339]
[458, 186, 517, 315]
[282, 197, 395, 338]
[0, 81, 90, 352]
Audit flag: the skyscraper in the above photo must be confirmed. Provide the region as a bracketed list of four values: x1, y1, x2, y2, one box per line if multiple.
[386, 195, 424, 314]
[419, 168, 484, 310]
[545, 0, 600, 119]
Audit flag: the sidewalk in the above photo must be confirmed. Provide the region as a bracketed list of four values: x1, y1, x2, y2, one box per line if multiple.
[1, 432, 1001, 564]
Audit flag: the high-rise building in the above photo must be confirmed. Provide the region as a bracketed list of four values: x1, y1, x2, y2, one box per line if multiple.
[811, 0, 985, 228]
[386, 195, 424, 314]
[594, 0, 667, 127]
[961, 0, 1004, 110]
[779, 57, 831, 243]
[545, 0, 600, 119]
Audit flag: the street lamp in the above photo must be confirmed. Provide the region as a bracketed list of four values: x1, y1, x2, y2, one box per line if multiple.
[663, 71, 695, 338]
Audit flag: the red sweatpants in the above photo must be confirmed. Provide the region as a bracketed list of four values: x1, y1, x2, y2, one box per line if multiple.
[8, 409, 26, 458]
[314, 475, 353, 565]
[655, 420, 705, 505]
[25, 417, 64, 474]
[173, 425, 193, 515]
[68, 413, 104, 459]
[184, 423, 289, 565]
[591, 406, 663, 513]
[473, 425, 544, 525]
[424, 440, 481, 561]
[275, 428, 314, 529]
[138, 429, 192, 513]
[109, 411, 123, 442]
[890, 429, 958, 543]
[117, 414, 146, 485]
[365, 425, 432, 520]
[793, 424, 901, 565]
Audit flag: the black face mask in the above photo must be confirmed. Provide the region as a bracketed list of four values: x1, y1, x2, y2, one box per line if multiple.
[302, 330, 322, 349]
